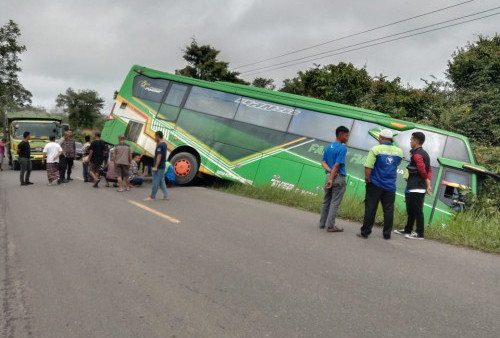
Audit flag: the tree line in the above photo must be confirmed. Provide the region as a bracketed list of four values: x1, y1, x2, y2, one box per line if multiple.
[177, 37, 500, 149]
[1, 20, 498, 165]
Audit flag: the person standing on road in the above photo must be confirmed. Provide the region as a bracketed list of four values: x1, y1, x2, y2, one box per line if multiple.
[86, 131, 107, 188]
[42, 135, 63, 185]
[358, 129, 404, 240]
[394, 132, 432, 240]
[59, 130, 76, 182]
[144, 131, 168, 201]
[58, 132, 69, 182]
[0, 137, 8, 172]
[82, 135, 92, 182]
[113, 135, 132, 192]
[319, 126, 350, 233]
[17, 131, 33, 186]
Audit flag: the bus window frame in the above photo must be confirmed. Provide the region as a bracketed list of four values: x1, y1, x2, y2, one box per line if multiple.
[155, 82, 192, 122]
[234, 96, 295, 132]
[184, 86, 242, 120]
[287, 109, 354, 142]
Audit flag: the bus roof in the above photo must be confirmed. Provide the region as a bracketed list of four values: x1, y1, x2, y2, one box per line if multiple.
[130, 65, 470, 141]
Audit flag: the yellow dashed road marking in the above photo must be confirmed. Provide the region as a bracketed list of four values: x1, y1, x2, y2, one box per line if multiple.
[128, 200, 180, 224]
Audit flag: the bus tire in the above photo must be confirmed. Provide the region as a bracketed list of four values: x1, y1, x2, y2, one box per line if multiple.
[13, 161, 20, 170]
[171, 152, 199, 185]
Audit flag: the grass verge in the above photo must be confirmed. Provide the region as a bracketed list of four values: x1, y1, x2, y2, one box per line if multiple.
[211, 182, 499, 254]
[426, 210, 500, 254]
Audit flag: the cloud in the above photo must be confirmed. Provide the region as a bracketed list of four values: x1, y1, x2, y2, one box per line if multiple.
[2, 0, 498, 110]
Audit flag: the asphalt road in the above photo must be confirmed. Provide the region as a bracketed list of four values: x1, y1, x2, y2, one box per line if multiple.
[0, 162, 499, 338]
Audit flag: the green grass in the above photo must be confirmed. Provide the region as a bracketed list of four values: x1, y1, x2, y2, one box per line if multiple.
[426, 210, 500, 254]
[211, 182, 499, 254]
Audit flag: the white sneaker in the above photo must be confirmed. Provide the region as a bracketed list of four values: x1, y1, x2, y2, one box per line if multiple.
[405, 232, 424, 240]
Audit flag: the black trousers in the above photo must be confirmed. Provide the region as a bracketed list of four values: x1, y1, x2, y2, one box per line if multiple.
[59, 155, 75, 180]
[59, 155, 67, 180]
[59, 156, 74, 180]
[405, 192, 426, 237]
[360, 183, 395, 238]
[65, 158, 74, 179]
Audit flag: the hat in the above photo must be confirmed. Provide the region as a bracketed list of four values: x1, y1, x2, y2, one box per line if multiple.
[379, 129, 393, 139]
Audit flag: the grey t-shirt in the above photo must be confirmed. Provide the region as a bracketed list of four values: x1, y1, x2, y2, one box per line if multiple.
[114, 143, 131, 165]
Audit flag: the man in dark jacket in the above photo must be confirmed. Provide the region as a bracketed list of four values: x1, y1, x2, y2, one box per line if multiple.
[59, 130, 76, 182]
[395, 132, 432, 240]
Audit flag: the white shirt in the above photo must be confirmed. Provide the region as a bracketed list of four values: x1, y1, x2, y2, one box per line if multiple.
[43, 142, 63, 163]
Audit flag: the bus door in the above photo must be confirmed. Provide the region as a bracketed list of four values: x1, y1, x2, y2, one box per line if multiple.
[428, 166, 472, 225]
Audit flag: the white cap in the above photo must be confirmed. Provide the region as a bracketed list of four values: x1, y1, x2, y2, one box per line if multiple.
[379, 129, 393, 139]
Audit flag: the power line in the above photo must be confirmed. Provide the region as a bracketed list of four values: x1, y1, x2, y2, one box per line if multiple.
[240, 6, 500, 75]
[234, 0, 477, 70]
[242, 12, 500, 77]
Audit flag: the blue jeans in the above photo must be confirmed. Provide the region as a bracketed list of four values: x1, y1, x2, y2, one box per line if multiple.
[130, 176, 143, 186]
[151, 169, 168, 199]
[82, 162, 91, 181]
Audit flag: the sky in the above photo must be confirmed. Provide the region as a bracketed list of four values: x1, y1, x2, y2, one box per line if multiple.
[1, 0, 499, 113]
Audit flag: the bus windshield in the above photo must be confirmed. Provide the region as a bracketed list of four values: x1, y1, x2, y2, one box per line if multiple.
[13, 121, 60, 140]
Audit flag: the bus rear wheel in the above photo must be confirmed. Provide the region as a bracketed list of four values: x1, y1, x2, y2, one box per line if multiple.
[171, 152, 199, 185]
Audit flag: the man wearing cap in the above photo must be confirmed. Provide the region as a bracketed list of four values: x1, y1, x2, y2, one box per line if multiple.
[358, 129, 404, 239]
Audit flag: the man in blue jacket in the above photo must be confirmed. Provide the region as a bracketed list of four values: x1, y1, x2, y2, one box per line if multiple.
[358, 129, 404, 239]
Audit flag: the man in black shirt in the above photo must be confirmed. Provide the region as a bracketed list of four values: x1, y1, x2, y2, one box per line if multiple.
[86, 131, 107, 188]
[17, 131, 33, 186]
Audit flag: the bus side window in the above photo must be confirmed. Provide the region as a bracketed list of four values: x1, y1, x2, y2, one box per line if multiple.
[158, 83, 189, 121]
[439, 168, 471, 207]
[287, 109, 353, 141]
[125, 121, 144, 143]
[394, 129, 447, 167]
[234, 97, 294, 132]
[346, 121, 381, 151]
[164, 83, 188, 107]
[443, 136, 470, 163]
[132, 75, 169, 112]
[184, 86, 240, 119]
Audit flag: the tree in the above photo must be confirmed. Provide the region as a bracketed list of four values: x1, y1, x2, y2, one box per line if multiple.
[281, 63, 372, 106]
[445, 35, 500, 145]
[175, 39, 248, 84]
[251, 77, 275, 90]
[56, 88, 104, 130]
[0, 20, 32, 125]
[362, 75, 439, 123]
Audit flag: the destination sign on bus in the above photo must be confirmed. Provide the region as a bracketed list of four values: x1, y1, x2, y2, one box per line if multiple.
[236, 98, 301, 116]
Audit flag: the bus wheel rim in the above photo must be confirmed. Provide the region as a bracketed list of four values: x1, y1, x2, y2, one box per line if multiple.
[174, 159, 191, 177]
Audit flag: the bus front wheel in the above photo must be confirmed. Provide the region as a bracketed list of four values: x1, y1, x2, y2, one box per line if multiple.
[13, 161, 20, 170]
[171, 152, 199, 185]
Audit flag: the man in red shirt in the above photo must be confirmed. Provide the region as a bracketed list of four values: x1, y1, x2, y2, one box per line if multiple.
[394, 132, 432, 240]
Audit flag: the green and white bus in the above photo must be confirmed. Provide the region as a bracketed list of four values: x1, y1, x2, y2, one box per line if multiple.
[102, 65, 497, 225]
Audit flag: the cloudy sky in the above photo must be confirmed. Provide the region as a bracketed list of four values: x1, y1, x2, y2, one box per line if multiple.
[2, 0, 498, 112]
